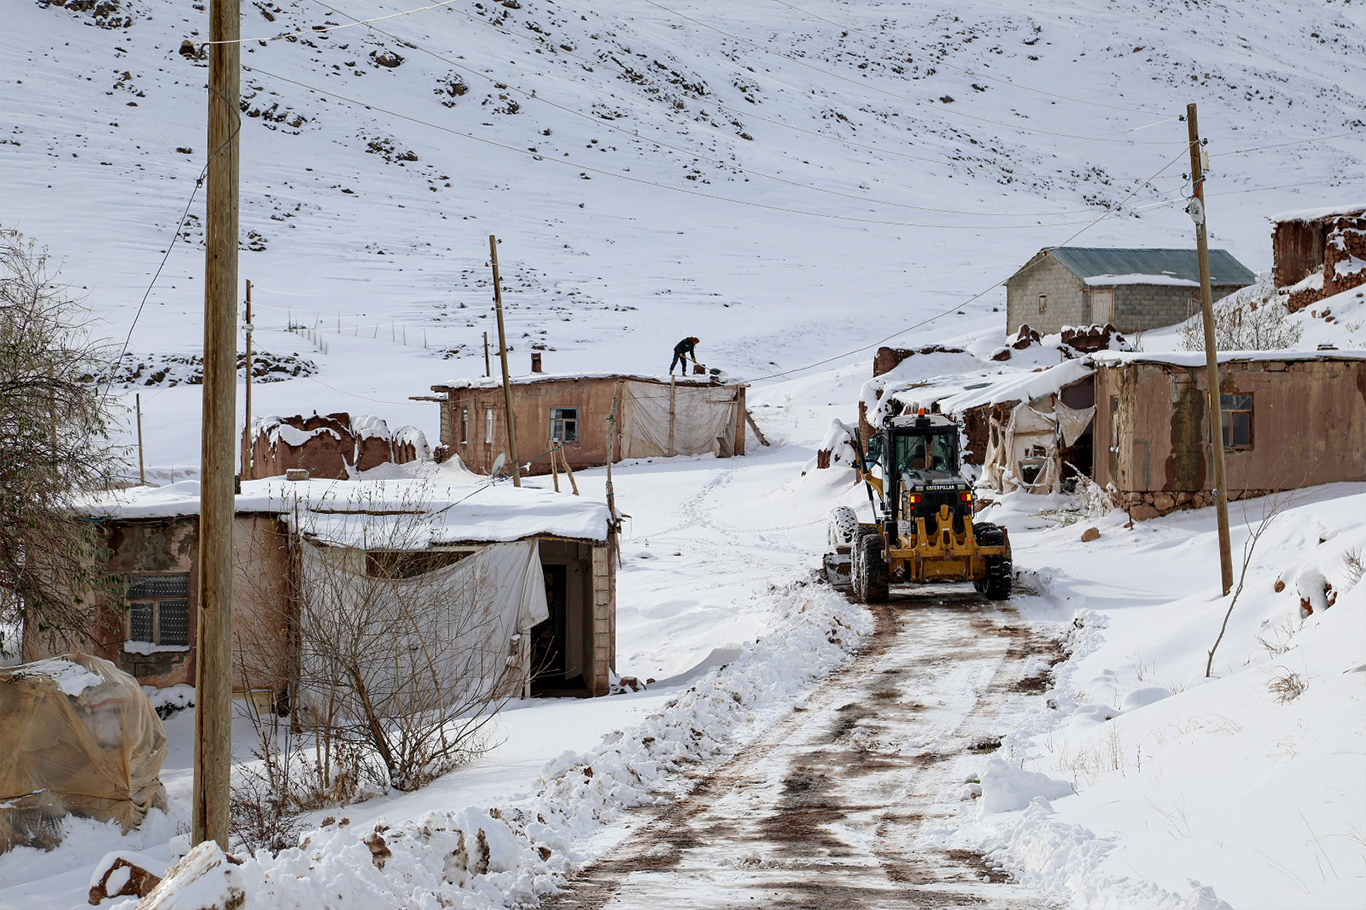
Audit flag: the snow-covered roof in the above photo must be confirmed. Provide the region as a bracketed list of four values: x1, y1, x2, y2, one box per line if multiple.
[74, 464, 611, 545]
[1088, 349, 1366, 368]
[432, 371, 733, 392]
[1269, 202, 1366, 223]
[884, 359, 1094, 416]
[1041, 247, 1255, 288]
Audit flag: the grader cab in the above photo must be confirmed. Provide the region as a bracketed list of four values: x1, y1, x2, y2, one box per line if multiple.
[826, 411, 1012, 603]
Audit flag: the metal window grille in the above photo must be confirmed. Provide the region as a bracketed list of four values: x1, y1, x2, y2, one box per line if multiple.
[126, 574, 190, 645]
[550, 407, 579, 443]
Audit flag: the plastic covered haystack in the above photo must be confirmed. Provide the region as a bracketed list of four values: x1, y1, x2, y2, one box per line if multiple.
[0, 653, 168, 853]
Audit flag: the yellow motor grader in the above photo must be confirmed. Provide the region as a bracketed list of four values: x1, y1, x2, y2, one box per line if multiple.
[825, 410, 1012, 603]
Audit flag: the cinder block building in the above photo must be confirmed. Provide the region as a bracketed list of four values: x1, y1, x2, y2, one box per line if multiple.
[1005, 247, 1255, 335]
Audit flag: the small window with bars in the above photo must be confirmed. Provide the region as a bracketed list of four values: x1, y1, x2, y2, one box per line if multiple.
[550, 407, 579, 443]
[485, 408, 495, 444]
[126, 574, 190, 646]
[1220, 394, 1253, 449]
[460, 408, 469, 444]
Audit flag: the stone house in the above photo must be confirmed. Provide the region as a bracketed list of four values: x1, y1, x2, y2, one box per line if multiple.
[429, 372, 750, 476]
[24, 474, 618, 699]
[1005, 247, 1255, 335]
[1270, 203, 1366, 311]
[1090, 352, 1366, 520]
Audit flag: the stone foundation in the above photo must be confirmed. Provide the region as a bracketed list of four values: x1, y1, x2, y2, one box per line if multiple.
[1113, 488, 1283, 521]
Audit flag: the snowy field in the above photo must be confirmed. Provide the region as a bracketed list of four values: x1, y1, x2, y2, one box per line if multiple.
[2, 0, 1366, 906]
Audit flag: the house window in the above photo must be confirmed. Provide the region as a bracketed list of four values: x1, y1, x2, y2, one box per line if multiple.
[1038, 294, 1048, 314]
[550, 407, 579, 443]
[460, 408, 469, 444]
[485, 408, 495, 444]
[1220, 394, 1253, 449]
[127, 574, 190, 646]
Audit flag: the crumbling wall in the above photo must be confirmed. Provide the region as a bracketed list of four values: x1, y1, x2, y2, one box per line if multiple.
[248, 412, 427, 480]
[1282, 214, 1366, 311]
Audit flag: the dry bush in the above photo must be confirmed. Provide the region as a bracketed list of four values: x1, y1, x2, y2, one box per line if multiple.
[1344, 549, 1364, 591]
[1179, 275, 1303, 352]
[1267, 668, 1307, 704]
[1, 227, 124, 638]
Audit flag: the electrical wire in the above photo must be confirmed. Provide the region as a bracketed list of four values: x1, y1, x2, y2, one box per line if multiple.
[633, 0, 1180, 145]
[305, 0, 1145, 220]
[412, 0, 1162, 197]
[204, 0, 465, 45]
[742, 145, 1190, 385]
[242, 63, 1131, 229]
[769, 0, 1167, 117]
[1222, 127, 1366, 157]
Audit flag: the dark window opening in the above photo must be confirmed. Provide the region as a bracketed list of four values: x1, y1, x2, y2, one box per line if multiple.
[366, 549, 469, 579]
[550, 407, 579, 443]
[127, 574, 190, 646]
[1220, 393, 1253, 449]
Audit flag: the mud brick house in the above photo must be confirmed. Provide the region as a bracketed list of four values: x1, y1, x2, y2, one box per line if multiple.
[429, 371, 749, 476]
[1090, 352, 1366, 520]
[24, 473, 617, 699]
[1005, 247, 1255, 335]
[246, 412, 429, 480]
[1270, 203, 1366, 311]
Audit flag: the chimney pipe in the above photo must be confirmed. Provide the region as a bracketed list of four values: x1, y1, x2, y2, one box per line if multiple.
[531, 352, 543, 373]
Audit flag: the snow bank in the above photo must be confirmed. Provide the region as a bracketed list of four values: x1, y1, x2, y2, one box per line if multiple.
[144, 582, 870, 909]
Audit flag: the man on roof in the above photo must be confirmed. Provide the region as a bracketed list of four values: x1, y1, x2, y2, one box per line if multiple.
[670, 336, 700, 376]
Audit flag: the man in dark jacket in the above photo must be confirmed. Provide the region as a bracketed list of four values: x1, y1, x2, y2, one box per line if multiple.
[670, 336, 700, 375]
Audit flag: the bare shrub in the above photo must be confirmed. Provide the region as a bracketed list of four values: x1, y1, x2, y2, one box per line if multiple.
[234, 485, 522, 804]
[1268, 668, 1307, 703]
[1343, 548, 1364, 591]
[1179, 275, 1303, 352]
[1, 227, 125, 638]
[1207, 494, 1291, 678]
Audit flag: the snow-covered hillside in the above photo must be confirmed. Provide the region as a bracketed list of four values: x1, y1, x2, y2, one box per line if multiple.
[4, 0, 1365, 465]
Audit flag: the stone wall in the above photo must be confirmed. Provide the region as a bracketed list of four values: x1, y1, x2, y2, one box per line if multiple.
[1113, 488, 1280, 522]
[1005, 254, 1087, 334]
[1284, 215, 1366, 311]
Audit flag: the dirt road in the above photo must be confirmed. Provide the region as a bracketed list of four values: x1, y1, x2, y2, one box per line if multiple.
[542, 591, 1061, 909]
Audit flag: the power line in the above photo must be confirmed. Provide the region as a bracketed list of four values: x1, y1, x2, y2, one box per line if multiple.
[384, 0, 1168, 207]
[308, 0, 1148, 221]
[743, 146, 1190, 385]
[633, 0, 1179, 145]
[769, 0, 1166, 117]
[1223, 127, 1366, 157]
[242, 63, 1133, 229]
[204, 0, 465, 45]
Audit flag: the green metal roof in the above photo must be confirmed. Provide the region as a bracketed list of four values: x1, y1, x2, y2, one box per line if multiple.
[1046, 247, 1256, 287]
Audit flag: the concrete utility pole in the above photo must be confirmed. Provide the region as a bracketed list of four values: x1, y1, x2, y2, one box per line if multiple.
[1187, 102, 1234, 596]
[489, 235, 521, 487]
[195, 0, 240, 850]
[241, 279, 253, 477]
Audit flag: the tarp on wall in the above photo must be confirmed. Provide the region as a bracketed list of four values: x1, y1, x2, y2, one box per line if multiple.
[982, 395, 1095, 494]
[620, 380, 737, 459]
[296, 538, 549, 721]
[0, 653, 167, 853]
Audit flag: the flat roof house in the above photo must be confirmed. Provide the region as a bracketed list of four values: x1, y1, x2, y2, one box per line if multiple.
[1090, 351, 1366, 520]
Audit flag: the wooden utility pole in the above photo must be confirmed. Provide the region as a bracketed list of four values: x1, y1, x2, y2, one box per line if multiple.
[489, 235, 521, 487]
[1187, 102, 1234, 596]
[483, 331, 491, 378]
[135, 393, 145, 486]
[241, 279, 253, 477]
[195, 0, 240, 850]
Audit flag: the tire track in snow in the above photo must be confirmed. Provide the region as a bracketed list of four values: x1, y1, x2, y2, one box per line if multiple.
[541, 592, 1062, 910]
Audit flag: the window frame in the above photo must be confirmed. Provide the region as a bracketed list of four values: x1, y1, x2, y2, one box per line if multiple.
[460, 407, 469, 444]
[1038, 293, 1048, 314]
[1220, 393, 1254, 450]
[550, 406, 580, 444]
[125, 573, 191, 647]
[485, 408, 495, 444]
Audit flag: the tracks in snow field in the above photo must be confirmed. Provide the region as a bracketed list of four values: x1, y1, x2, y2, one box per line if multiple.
[541, 591, 1061, 910]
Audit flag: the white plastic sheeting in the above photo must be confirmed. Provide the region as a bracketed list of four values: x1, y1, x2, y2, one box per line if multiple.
[620, 380, 738, 459]
[982, 396, 1095, 494]
[295, 539, 549, 720]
